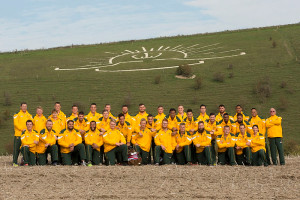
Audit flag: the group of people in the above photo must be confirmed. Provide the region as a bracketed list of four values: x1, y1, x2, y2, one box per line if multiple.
[12, 102, 285, 166]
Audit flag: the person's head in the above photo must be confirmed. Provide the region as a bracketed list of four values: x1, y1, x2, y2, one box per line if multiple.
[178, 105, 184, 114]
[26, 120, 33, 131]
[147, 114, 154, 124]
[36, 106, 43, 116]
[110, 119, 116, 129]
[198, 121, 205, 130]
[20, 102, 27, 112]
[209, 113, 216, 123]
[162, 118, 168, 129]
[251, 108, 257, 117]
[236, 105, 242, 113]
[102, 110, 109, 119]
[122, 105, 128, 114]
[200, 104, 206, 114]
[169, 108, 176, 118]
[72, 105, 78, 114]
[270, 108, 276, 116]
[78, 111, 84, 121]
[52, 109, 58, 119]
[237, 113, 243, 123]
[219, 104, 225, 113]
[187, 109, 193, 120]
[90, 121, 96, 131]
[46, 120, 53, 131]
[223, 113, 229, 122]
[139, 103, 146, 113]
[179, 123, 185, 133]
[239, 124, 245, 134]
[118, 113, 125, 124]
[140, 118, 147, 129]
[253, 125, 259, 135]
[54, 102, 61, 112]
[157, 106, 164, 114]
[105, 104, 111, 112]
[90, 103, 97, 113]
[224, 126, 230, 135]
[67, 120, 74, 131]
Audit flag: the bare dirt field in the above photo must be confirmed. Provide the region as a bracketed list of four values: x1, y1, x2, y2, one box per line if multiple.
[0, 155, 299, 200]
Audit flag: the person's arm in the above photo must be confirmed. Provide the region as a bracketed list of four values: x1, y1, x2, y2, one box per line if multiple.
[217, 138, 226, 148]
[58, 135, 70, 148]
[74, 132, 83, 146]
[102, 133, 117, 146]
[13, 114, 23, 132]
[251, 136, 265, 147]
[178, 135, 192, 147]
[154, 133, 161, 146]
[119, 131, 126, 144]
[200, 132, 212, 147]
[84, 133, 93, 146]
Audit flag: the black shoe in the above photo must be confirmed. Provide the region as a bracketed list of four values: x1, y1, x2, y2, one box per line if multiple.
[52, 162, 58, 166]
[122, 162, 128, 166]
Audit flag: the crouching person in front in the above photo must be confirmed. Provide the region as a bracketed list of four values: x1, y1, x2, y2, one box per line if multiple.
[217, 126, 237, 165]
[251, 125, 268, 166]
[85, 121, 103, 166]
[103, 119, 128, 165]
[235, 124, 252, 166]
[174, 123, 192, 165]
[36, 120, 58, 166]
[58, 120, 86, 166]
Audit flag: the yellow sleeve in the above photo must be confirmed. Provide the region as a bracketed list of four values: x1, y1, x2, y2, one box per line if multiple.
[58, 135, 69, 148]
[127, 127, 132, 143]
[201, 133, 212, 147]
[217, 138, 226, 148]
[251, 137, 265, 147]
[119, 132, 126, 144]
[154, 133, 161, 146]
[74, 132, 83, 146]
[179, 135, 192, 147]
[102, 133, 116, 146]
[192, 135, 200, 145]
[84, 133, 93, 145]
[14, 114, 23, 131]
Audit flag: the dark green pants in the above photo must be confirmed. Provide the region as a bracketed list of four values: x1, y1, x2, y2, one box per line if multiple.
[154, 146, 173, 165]
[135, 145, 150, 165]
[236, 147, 252, 166]
[196, 146, 212, 165]
[20, 146, 36, 165]
[37, 145, 58, 165]
[13, 136, 21, 164]
[269, 137, 285, 165]
[265, 138, 271, 165]
[105, 145, 128, 165]
[61, 143, 86, 165]
[190, 143, 197, 164]
[147, 138, 156, 164]
[85, 145, 101, 165]
[218, 147, 236, 165]
[211, 139, 216, 165]
[176, 145, 191, 165]
[252, 149, 268, 166]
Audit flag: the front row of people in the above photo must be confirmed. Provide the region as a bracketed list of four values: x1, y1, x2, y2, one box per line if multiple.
[20, 116, 268, 166]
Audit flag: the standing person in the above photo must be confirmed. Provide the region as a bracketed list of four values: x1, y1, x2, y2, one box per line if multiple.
[49, 110, 65, 135]
[36, 120, 58, 166]
[233, 105, 249, 121]
[13, 102, 33, 166]
[197, 104, 209, 122]
[266, 108, 285, 165]
[33, 106, 47, 133]
[232, 113, 252, 135]
[104, 104, 116, 120]
[97, 110, 112, 132]
[85, 103, 102, 125]
[85, 121, 103, 166]
[165, 108, 181, 135]
[177, 105, 187, 122]
[216, 113, 235, 135]
[116, 113, 132, 146]
[251, 125, 268, 166]
[120, 105, 136, 128]
[73, 112, 89, 139]
[135, 103, 148, 126]
[20, 120, 39, 166]
[146, 114, 160, 163]
[215, 104, 234, 122]
[67, 105, 79, 122]
[174, 123, 192, 165]
[183, 109, 198, 135]
[48, 102, 67, 128]
[216, 126, 236, 166]
[154, 105, 166, 129]
[204, 113, 218, 165]
[235, 124, 252, 165]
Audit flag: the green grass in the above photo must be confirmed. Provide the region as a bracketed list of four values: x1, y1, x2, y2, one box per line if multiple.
[0, 24, 300, 154]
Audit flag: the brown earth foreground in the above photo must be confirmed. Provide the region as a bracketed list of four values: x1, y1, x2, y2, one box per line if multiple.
[0, 155, 299, 200]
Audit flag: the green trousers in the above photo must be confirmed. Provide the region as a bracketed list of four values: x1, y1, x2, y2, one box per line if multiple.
[147, 138, 156, 164]
[196, 146, 212, 165]
[135, 145, 150, 165]
[13, 136, 21, 164]
[218, 147, 236, 165]
[211, 139, 216, 165]
[20, 146, 36, 165]
[85, 145, 101, 165]
[236, 147, 252, 166]
[176, 145, 191, 165]
[37, 145, 58, 165]
[252, 149, 268, 166]
[61, 143, 86, 165]
[268, 137, 285, 165]
[105, 145, 128, 165]
[154, 146, 173, 165]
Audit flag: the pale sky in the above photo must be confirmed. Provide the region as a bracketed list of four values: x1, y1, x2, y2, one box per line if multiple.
[0, 0, 299, 52]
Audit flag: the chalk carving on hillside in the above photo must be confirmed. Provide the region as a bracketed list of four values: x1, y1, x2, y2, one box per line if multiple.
[53, 43, 246, 72]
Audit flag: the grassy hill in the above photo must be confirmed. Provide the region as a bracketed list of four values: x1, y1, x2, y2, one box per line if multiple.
[0, 24, 299, 154]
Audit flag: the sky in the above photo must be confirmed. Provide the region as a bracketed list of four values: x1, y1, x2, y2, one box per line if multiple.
[0, 0, 299, 52]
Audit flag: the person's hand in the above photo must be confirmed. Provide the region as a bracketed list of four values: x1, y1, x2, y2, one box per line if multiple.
[99, 132, 104, 136]
[22, 129, 26, 132]
[171, 131, 177, 136]
[176, 144, 180, 150]
[119, 142, 124, 145]
[116, 127, 120, 130]
[236, 146, 241, 150]
[220, 140, 223, 144]
[34, 140, 39, 145]
[45, 143, 50, 148]
[127, 142, 130, 147]
[161, 145, 166, 151]
[190, 129, 195, 133]
[92, 143, 99, 149]
[55, 136, 58, 140]
[139, 132, 143, 137]
[23, 145, 29, 147]
[246, 141, 251, 146]
[210, 131, 214, 135]
[195, 144, 200, 148]
[116, 143, 120, 146]
[172, 127, 177, 132]
[100, 128, 106, 132]
[151, 128, 156, 132]
[79, 129, 85, 134]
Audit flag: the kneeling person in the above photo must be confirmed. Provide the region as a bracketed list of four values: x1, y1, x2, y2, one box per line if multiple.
[217, 126, 236, 165]
[251, 125, 268, 166]
[85, 121, 103, 166]
[175, 123, 192, 165]
[235, 124, 252, 165]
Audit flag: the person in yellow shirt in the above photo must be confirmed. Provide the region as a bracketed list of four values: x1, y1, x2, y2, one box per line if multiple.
[251, 125, 268, 166]
[58, 120, 86, 166]
[154, 119, 177, 165]
[120, 104, 136, 128]
[216, 126, 237, 165]
[97, 110, 112, 132]
[193, 121, 212, 165]
[132, 119, 154, 164]
[233, 105, 249, 121]
[13, 102, 33, 166]
[183, 109, 198, 135]
[174, 123, 192, 165]
[165, 108, 181, 135]
[215, 104, 234, 122]
[74, 112, 89, 139]
[135, 103, 148, 125]
[216, 113, 236, 135]
[33, 106, 47, 133]
[20, 120, 39, 166]
[205, 113, 218, 165]
[67, 105, 79, 122]
[48, 102, 67, 129]
[49, 110, 65, 135]
[146, 114, 160, 163]
[85, 103, 102, 125]
[177, 105, 187, 122]
[154, 105, 166, 129]
[102, 120, 128, 165]
[232, 113, 252, 135]
[84, 121, 103, 166]
[197, 104, 209, 122]
[116, 113, 132, 146]
[104, 104, 116, 120]
[36, 120, 58, 166]
[235, 124, 252, 165]
[266, 108, 285, 165]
